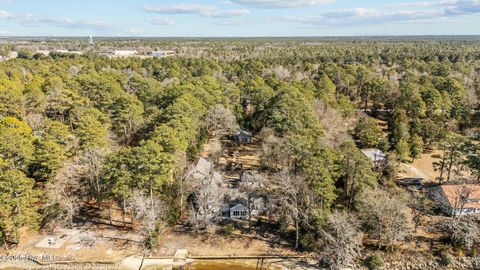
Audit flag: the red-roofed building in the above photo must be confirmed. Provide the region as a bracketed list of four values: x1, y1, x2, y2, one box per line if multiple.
[430, 184, 480, 216]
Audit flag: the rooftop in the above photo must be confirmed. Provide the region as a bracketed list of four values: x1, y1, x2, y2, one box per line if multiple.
[361, 148, 386, 162]
[194, 157, 213, 177]
[440, 184, 480, 209]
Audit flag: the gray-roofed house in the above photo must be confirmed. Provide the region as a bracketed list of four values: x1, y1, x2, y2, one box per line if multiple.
[234, 129, 253, 144]
[361, 148, 386, 167]
[230, 204, 248, 219]
[193, 157, 213, 179]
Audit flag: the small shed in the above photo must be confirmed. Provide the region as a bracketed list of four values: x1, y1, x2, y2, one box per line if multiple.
[230, 204, 248, 219]
[234, 129, 252, 144]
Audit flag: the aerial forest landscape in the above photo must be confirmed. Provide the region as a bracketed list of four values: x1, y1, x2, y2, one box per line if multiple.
[1, 1, 480, 270]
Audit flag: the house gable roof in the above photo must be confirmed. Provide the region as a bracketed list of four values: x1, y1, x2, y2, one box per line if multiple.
[235, 129, 252, 137]
[361, 148, 386, 162]
[440, 184, 480, 209]
[230, 203, 248, 212]
[195, 157, 213, 177]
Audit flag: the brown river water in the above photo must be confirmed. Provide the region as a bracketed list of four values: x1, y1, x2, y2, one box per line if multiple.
[145, 260, 276, 270]
[1, 260, 277, 270]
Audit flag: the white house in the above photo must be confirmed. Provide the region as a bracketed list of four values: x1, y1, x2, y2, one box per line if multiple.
[229, 204, 248, 219]
[361, 148, 386, 167]
[429, 184, 480, 216]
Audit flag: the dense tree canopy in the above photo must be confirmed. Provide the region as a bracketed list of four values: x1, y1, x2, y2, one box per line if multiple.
[0, 38, 478, 252]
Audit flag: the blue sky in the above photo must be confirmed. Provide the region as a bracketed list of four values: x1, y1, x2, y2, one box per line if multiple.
[0, 0, 479, 36]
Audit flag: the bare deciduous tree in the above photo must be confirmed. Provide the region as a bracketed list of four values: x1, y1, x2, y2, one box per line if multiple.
[430, 216, 480, 249]
[357, 189, 410, 250]
[273, 169, 314, 249]
[259, 128, 288, 170]
[190, 170, 225, 229]
[79, 148, 107, 203]
[239, 171, 265, 228]
[315, 101, 351, 148]
[43, 160, 83, 230]
[319, 210, 363, 270]
[128, 190, 167, 237]
[208, 137, 222, 164]
[178, 161, 195, 214]
[205, 104, 239, 138]
[272, 65, 291, 80]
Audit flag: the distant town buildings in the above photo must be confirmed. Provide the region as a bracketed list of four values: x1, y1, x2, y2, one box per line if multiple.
[6, 45, 175, 60]
[53, 50, 83, 55]
[112, 50, 138, 57]
[150, 50, 175, 57]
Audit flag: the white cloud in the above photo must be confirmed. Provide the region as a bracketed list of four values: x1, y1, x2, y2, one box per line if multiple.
[127, 28, 144, 34]
[0, 10, 10, 19]
[16, 13, 112, 29]
[281, 0, 480, 27]
[281, 9, 444, 26]
[228, 0, 335, 8]
[142, 4, 249, 18]
[215, 19, 262, 25]
[445, 0, 480, 15]
[390, 0, 457, 7]
[150, 17, 174, 25]
[212, 9, 250, 17]
[392, 0, 480, 13]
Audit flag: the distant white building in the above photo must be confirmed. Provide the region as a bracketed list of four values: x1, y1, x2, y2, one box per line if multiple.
[150, 50, 175, 57]
[53, 50, 83, 55]
[88, 35, 94, 46]
[361, 148, 386, 167]
[112, 50, 138, 56]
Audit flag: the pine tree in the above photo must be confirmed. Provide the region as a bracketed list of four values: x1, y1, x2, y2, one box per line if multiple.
[410, 134, 424, 162]
[0, 168, 40, 243]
